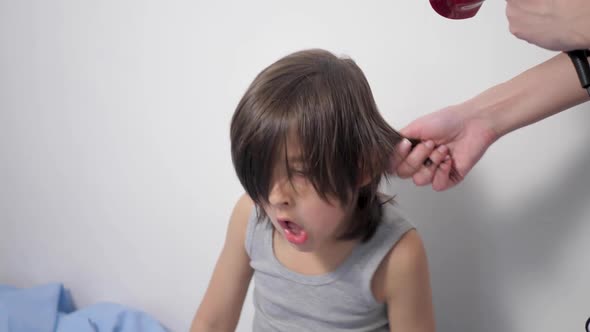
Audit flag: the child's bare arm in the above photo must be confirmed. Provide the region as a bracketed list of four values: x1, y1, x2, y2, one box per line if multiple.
[384, 230, 435, 332]
[190, 194, 254, 332]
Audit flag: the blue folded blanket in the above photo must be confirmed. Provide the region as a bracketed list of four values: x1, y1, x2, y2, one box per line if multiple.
[0, 283, 168, 332]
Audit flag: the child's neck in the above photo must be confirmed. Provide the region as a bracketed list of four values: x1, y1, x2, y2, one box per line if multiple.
[273, 230, 359, 276]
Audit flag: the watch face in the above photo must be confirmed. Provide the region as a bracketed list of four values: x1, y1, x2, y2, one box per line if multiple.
[586, 316, 590, 332]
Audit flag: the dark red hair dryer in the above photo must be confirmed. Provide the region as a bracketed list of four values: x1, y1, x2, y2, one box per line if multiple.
[429, 0, 485, 20]
[430, 0, 590, 96]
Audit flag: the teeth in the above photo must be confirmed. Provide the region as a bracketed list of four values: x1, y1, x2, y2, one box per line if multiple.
[280, 220, 302, 233]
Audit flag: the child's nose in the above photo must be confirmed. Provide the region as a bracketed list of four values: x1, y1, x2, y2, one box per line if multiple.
[268, 179, 292, 208]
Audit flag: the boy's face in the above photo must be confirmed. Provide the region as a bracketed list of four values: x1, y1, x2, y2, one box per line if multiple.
[261, 137, 354, 252]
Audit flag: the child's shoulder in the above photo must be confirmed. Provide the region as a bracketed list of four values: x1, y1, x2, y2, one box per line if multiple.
[379, 203, 425, 277]
[379, 201, 411, 225]
[372, 228, 428, 302]
[371, 204, 428, 302]
[225, 194, 255, 248]
[386, 229, 426, 273]
[231, 193, 254, 221]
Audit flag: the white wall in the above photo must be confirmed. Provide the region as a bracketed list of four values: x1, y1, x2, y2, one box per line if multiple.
[1, 1, 589, 331]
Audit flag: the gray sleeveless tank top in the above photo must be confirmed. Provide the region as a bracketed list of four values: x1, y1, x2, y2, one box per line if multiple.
[245, 203, 414, 331]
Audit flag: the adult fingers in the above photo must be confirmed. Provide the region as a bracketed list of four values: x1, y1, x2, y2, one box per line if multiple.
[412, 145, 449, 186]
[389, 138, 413, 174]
[396, 140, 435, 179]
[432, 157, 455, 191]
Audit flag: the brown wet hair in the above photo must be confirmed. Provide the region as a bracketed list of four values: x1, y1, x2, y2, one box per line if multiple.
[230, 49, 404, 242]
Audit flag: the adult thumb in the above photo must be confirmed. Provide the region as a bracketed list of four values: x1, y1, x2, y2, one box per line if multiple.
[400, 120, 423, 139]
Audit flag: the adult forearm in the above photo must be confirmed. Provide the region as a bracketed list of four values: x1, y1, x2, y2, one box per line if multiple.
[506, 0, 590, 51]
[464, 53, 589, 139]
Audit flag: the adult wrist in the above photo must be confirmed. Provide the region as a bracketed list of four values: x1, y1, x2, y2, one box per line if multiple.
[462, 80, 522, 141]
[568, 17, 590, 50]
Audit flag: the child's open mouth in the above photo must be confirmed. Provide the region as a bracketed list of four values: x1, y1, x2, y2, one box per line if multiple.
[278, 219, 308, 245]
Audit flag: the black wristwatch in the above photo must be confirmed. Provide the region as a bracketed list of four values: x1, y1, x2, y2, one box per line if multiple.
[567, 49, 590, 96]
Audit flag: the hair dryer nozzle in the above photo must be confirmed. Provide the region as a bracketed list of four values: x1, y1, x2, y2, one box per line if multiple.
[430, 0, 485, 20]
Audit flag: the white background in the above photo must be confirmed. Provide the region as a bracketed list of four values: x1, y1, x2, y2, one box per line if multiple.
[1, 1, 589, 331]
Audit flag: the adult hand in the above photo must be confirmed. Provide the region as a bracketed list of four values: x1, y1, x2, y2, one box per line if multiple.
[393, 103, 497, 191]
[506, 0, 590, 51]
